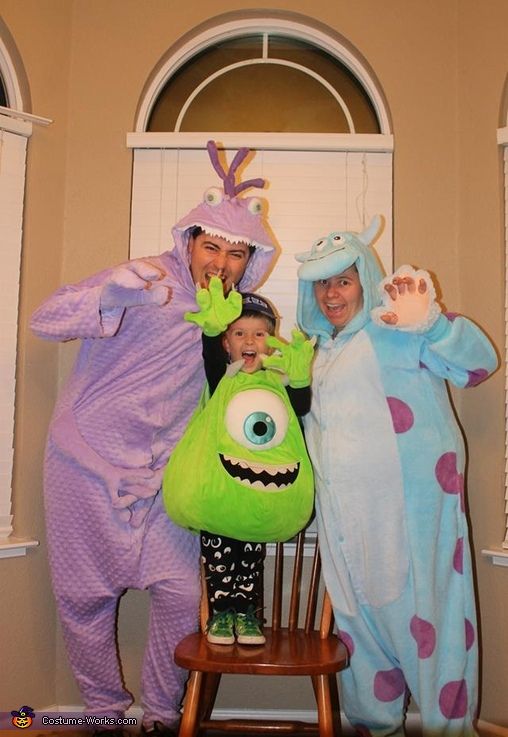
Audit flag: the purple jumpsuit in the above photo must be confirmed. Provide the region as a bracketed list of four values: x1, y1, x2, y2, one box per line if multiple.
[31, 171, 276, 728]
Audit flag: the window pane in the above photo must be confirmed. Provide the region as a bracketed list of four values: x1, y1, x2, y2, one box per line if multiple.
[179, 63, 350, 133]
[269, 35, 380, 134]
[148, 35, 263, 131]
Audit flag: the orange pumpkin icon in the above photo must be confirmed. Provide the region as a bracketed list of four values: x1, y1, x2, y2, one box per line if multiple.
[11, 706, 35, 729]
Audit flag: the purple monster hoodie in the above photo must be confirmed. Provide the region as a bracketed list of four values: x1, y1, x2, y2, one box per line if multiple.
[31, 142, 278, 526]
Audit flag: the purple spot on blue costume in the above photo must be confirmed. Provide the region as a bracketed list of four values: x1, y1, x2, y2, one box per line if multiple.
[435, 451, 464, 511]
[465, 618, 475, 650]
[410, 615, 436, 658]
[386, 397, 414, 433]
[439, 679, 468, 719]
[466, 368, 488, 387]
[373, 667, 406, 702]
[444, 312, 459, 322]
[436, 452, 462, 492]
[435, 452, 465, 511]
[338, 629, 355, 657]
[453, 537, 464, 574]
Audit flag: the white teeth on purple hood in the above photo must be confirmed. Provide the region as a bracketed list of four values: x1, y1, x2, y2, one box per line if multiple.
[173, 142, 276, 254]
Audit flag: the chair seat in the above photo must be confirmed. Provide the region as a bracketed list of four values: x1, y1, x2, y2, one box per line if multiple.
[175, 629, 349, 676]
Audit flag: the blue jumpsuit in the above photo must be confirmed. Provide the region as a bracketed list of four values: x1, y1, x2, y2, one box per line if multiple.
[297, 226, 498, 737]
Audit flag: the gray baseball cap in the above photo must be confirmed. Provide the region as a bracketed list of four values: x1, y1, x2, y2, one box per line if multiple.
[241, 293, 277, 324]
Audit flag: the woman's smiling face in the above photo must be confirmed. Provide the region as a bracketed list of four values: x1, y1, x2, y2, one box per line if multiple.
[313, 265, 364, 331]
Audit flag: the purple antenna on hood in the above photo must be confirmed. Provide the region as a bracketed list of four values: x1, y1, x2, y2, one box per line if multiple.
[206, 140, 265, 198]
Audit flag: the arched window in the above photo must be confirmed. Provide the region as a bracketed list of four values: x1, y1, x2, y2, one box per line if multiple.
[147, 34, 380, 134]
[128, 14, 393, 335]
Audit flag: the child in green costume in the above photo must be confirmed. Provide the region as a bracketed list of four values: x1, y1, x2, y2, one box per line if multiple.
[163, 276, 315, 645]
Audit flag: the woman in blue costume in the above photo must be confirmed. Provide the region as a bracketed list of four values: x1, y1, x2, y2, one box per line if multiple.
[296, 216, 498, 737]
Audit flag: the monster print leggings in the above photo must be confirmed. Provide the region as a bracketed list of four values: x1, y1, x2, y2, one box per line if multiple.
[200, 531, 265, 614]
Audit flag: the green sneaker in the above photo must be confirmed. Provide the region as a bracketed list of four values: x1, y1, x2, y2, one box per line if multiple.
[206, 609, 235, 645]
[235, 609, 266, 645]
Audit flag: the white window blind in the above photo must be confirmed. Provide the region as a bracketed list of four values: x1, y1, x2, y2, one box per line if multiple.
[129, 142, 393, 339]
[482, 126, 508, 561]
[0, 114, 29, 539]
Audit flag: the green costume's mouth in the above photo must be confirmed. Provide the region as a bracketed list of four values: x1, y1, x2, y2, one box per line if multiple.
[219, 453, 299, 492]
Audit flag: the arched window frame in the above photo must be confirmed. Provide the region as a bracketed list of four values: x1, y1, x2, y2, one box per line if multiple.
[134, 16, 392, 135]
[0, 33, 23, 110]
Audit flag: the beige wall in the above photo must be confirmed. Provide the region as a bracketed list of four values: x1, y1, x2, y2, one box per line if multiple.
[1, 0, 506, 726]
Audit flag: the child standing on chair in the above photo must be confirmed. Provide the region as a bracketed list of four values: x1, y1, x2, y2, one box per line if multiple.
[184, 277, 312, 646]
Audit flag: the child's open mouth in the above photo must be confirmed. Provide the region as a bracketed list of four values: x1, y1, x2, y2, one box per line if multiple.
[242, 350, 257, 365]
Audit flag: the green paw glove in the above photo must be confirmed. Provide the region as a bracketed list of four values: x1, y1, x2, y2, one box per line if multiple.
[262, 329, 315, 388]
[184, 276, 242, 336]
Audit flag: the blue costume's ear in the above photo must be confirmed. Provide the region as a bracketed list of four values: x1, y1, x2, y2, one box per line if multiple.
[357, 215, 383, 246]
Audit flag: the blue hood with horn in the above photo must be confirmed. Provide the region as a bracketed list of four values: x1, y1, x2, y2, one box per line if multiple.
[296, 216, 385, 341]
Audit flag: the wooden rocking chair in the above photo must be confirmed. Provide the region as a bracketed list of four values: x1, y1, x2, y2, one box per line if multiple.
[174, 530, 349, 736]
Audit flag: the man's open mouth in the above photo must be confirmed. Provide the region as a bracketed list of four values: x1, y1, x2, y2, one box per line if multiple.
[206, 272, 226, 282]
[219, 454, 299, 491]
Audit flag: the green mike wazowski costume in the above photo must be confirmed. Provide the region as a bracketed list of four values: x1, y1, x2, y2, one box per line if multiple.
[163, 277, 315, 544]
[163, 278, 314, 642]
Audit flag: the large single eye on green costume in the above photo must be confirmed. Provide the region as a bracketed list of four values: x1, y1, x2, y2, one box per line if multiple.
[225, 389, 289, 450]
[244, 411, 276, 445]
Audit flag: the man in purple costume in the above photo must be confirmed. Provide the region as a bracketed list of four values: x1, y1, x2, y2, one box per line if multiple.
[31, 142, 277, 737]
